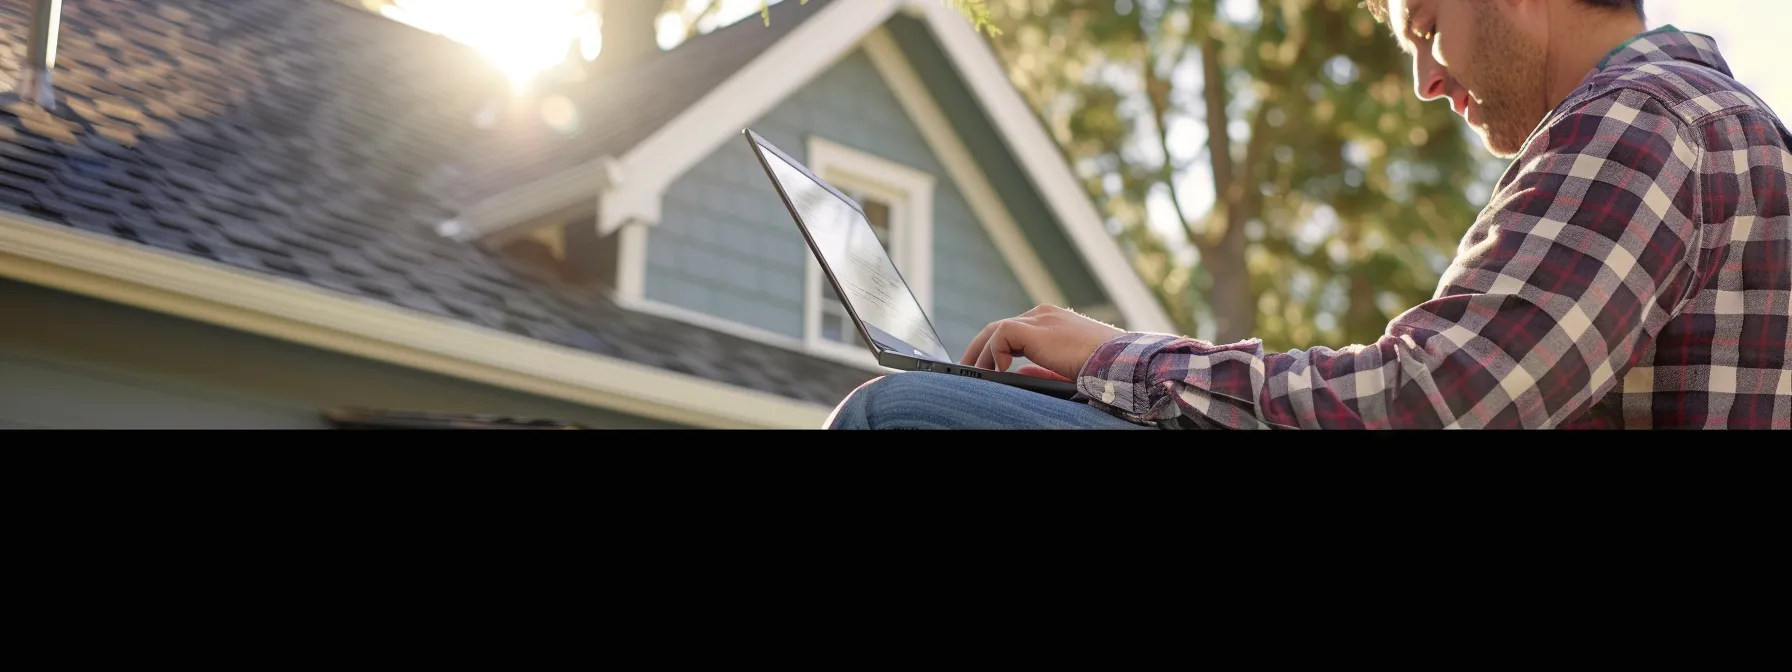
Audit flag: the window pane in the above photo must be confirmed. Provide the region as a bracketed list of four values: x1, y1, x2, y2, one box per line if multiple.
[862, 199, 892, 251]
[843, 189, 894, 253]
[822, 296, 847, 340]
[821, 297, 867, 348]
[821, 185, 895, 350]
[822, 297, 849, 320]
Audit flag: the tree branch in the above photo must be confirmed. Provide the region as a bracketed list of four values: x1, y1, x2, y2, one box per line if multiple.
[1233, 102, 1275, 227]
[1198, 31, 1235, 251]
[686, 0, 723, 38]
[1139, 8, 1206, 255]
[1232, 6, 1305, 232]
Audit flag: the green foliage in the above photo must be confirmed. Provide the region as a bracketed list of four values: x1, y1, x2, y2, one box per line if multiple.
[985, 0, 1498, 349]
[761, 0, 1001, 35]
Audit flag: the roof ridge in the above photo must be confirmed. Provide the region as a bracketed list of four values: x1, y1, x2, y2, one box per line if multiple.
[314, 0, 493, 63]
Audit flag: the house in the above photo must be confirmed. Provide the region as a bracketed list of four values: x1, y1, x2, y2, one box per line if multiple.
[0, 0, 1174, 429]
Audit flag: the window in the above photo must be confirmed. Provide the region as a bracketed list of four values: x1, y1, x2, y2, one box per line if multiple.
[815, 193, 892, 349]
[803, 137, 936, 362]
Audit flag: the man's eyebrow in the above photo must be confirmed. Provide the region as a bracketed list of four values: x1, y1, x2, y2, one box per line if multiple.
[1391, 3, 1418, 55]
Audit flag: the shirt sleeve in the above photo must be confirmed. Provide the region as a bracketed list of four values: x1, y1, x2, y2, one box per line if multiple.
[1077, 89, 1705, 429]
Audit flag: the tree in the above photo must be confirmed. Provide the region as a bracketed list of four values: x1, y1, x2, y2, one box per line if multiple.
[757, 0, 998, 34]
[985, 0, 1498, 350]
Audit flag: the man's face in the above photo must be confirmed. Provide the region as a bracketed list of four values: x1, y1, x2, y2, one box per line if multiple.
[1389, 0, 1550, 158]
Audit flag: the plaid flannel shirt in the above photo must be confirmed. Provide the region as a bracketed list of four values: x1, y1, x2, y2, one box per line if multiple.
[1078, 27, 1792, 429]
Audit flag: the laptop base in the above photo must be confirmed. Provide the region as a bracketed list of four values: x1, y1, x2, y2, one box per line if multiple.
[875, 351, 1080, 400]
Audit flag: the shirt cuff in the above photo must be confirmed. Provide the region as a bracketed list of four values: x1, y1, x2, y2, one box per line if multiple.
[1075, 332, 1190, 418]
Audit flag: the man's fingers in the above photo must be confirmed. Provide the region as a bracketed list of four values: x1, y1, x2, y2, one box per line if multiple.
[962, 320, 1000, 365]
[994, 325, 1016, 372]
[974, 322, 1005, 370]
[1017, 364, 1070, 382]
[978, 321, 1033, 372]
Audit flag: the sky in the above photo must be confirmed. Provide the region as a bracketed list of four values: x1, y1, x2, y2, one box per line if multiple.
[1647, 0, 1791, 116]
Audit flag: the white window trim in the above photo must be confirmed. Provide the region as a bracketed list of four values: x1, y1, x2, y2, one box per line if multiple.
[802, 136, 935, 363]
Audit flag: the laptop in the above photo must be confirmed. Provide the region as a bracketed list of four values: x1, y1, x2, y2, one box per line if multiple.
[744, 128, 1078, 399]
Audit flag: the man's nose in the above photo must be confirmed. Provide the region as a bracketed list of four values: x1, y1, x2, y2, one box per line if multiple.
[1413, 54, 1450, 102]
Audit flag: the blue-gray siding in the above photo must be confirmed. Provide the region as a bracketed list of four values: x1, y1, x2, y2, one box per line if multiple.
[885, 14, 1109, 312]
[644, 49, 1044, 354]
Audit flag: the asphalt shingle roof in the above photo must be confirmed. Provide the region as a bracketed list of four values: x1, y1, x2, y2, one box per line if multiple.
[0, 0, 876, 410]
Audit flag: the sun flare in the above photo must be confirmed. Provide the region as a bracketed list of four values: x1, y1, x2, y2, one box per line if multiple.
[378, 0, 602, 89]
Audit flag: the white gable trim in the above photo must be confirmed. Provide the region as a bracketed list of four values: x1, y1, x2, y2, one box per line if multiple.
[613, 219, 647, 302]
[598, 0, 901, 235]
[907, 0, 1171, 332]
[454, 158, 618, 243]
[859, 27, 1065, 309]
[453, 1, 896, 242]
[0, 212, 834, 429]
[608, 30, 1075, 368]
[471, 0, 1171, 332]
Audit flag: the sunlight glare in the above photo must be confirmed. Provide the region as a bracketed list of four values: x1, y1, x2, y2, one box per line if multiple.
[380, 0, 602, 90]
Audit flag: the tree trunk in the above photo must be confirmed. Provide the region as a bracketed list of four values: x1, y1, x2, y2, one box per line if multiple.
[1205, 224, 1255, 342]
[1348, 272, 1377, 338]
[1342, 215, 1378, 339]
[1198, 33, 1257, 344]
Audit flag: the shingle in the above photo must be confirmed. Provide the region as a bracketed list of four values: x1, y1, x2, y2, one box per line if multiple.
[0, 174, 43, 207]
[0, 157, 54, 183]
[0, 0, 876, 409]
[217, 224, 286, 256]
[56, 187, 132, 215]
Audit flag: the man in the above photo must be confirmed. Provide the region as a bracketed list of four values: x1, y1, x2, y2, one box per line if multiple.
[828, 0, 1791, 429]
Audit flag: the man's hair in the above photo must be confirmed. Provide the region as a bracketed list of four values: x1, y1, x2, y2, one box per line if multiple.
[1364, 1, 1646, 24]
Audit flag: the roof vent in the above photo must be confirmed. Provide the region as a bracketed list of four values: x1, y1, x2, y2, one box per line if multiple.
[19, 0, 62, 109]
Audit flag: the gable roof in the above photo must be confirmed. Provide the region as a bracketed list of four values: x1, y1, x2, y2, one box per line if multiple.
[0, 0, 877, 417]
[451, 0, 836, 210]
[457, 0, 1177, 334]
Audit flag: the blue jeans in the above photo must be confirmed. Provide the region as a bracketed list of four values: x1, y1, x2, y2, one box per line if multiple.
[826, 372, 1158, 429]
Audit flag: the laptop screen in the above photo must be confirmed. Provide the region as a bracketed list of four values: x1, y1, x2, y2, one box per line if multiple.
[758, 142, 953, 364]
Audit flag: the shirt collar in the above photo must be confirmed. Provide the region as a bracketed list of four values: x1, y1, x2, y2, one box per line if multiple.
[1594, 25, 1732, 76]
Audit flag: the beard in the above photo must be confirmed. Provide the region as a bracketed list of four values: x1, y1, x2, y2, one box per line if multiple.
[1460, 4, 1549, 157]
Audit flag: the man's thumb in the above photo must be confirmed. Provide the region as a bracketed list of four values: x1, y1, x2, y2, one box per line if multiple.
[1017, 364, 1072, 382]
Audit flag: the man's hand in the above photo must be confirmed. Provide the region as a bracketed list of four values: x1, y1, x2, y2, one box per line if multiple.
[961, 305, 1125, 381]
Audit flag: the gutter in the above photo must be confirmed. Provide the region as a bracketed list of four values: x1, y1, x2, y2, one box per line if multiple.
[0, 211, 834, 429]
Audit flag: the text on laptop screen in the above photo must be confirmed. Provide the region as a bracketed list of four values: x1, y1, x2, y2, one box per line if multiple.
[759, 144, 952, 363]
